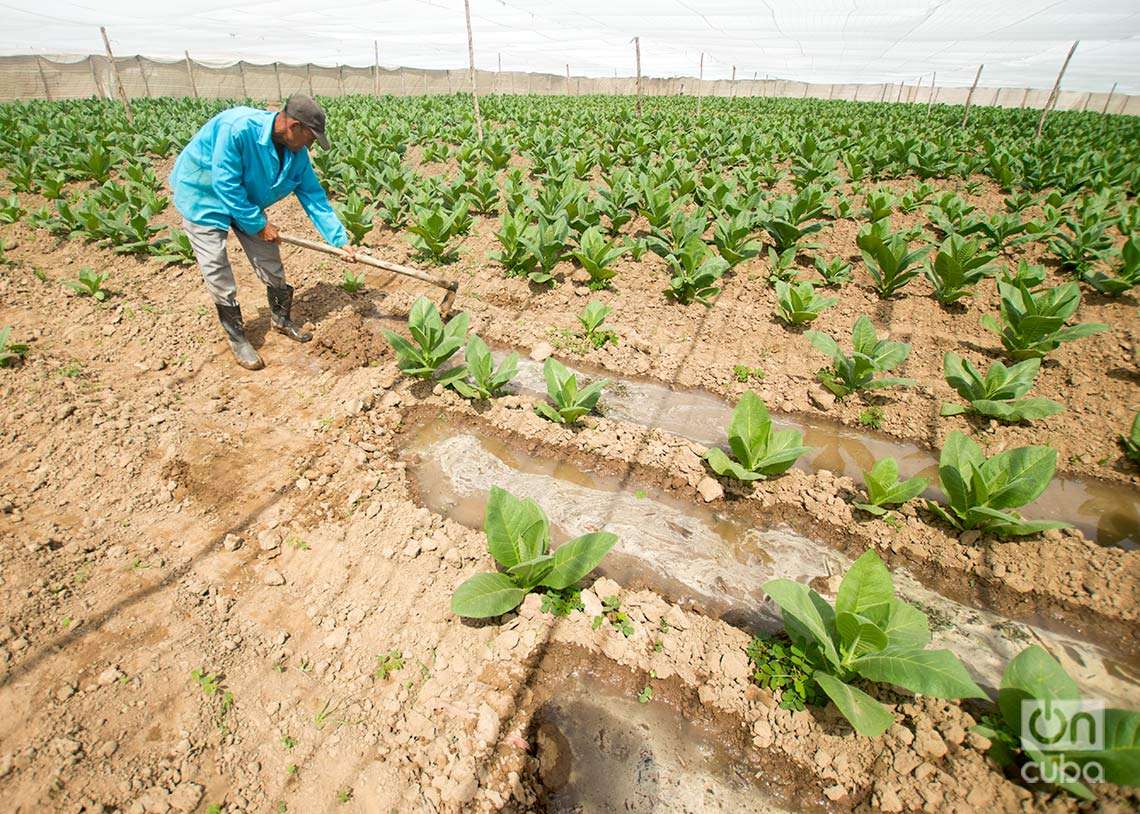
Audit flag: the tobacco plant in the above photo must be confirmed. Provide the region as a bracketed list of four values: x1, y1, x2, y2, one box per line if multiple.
[441, 335, 517, 400]
[774, 280, 836, 325]
[150, 228, 196, 267]
[1121, 412, 1140, 465]
[578, 301, 617, 348]
[1081, 235, 1139, 296]
[981, 280, 1108, 360]
[806, 316, 914, 398]
[939, 353, 1063, 423]
[858, 222, 930, 299]
[972, 645, 1140, 800]
[334, 191, 376, 245]
[569, 226, 627, 289]
[812, 256, 853, 287]
[534, 357, 607, 425]
[852, 458, 928, 516]
[704, 392, 809, 482]
[0, 193, 23, 225]
[924, 235, 996, 304]
[64, 267, 110, 301]
[450, 486, 616, 618]
[665, 237, 727, 306]
[761, 550, 984, 737]
[340, 269, 365, 293]
[712, 211, 762, 268]
[521, 217, 570, 284]
[383, 296, 469, 379]
[407, 204, 462, 264]
[926, 431, 1065, 536]
[0, 325, 30, 368]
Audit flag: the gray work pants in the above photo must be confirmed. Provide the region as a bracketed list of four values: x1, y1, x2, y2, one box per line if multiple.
[182, 218, 286, 308]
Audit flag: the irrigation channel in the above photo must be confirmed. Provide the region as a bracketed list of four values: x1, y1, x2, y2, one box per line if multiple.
[494, 353, 1140, 550]
[404, 417, 1138, 708]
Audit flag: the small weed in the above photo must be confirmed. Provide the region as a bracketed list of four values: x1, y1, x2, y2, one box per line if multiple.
[733, 364, 765, 383]
[285, 536, 310, 551]
[653, 639, 664, 653]
[341, 269, 365, 293]
[191, 668, 221, 696]
[59, 361, 83, 378]
[634, 489, 647, 499]
[33, 267, 48, 282]
[375, 650, 405, 680]
[858, 406, 884, 429]
[337, 788, 353, 804]
[205, 805, 223, 814]
[746, 634, 826, 712]
[637, 685, 653, 703]
[658, 617, 671, 633]
[595, 595, 634, 637]
[286, 763, 299, 777]
[882, 513, 903, 530]
[63, 267, 110, 301]
[540, 587, 584, 617]
[281, 734, 297, 750]
[277, 803, 287, 814]
[299, 658, 312, 673]
[314, 699, 335, 729]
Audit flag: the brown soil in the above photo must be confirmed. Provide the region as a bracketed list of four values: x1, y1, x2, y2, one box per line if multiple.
[1, 172, 1138, 813]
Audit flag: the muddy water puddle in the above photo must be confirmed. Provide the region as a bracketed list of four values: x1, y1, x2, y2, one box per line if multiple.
[499, 354, 1139, 549]
[533, 661, 798, 813]
[405, 419, 1139, 707]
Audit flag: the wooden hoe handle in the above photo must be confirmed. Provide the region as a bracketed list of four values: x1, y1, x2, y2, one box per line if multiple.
[277, 232, 459, 293]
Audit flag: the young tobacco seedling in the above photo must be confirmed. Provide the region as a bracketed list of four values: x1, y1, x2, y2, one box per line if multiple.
[64, 267, 110, 301]
[1120, 413, 1140, 465]
[705, 392, 810, 482]
[733, 364, 764, 383]
[852, 458, 928, 516]
[940, 352, 1063, 423]
[972, 645, 1140, 800]
[812, 255, 853, 287]
[924, 235, 997, 305]
[450, 487, 616, 618]
[0, 326, 30, 368]
[534, 357, 607, 424]
[637, 685, 653, 704]
[981, 279, 1108, 360]
[191, 668, 221, 696]
[578, 301, 617, 348]
[712, 211, 762, 268]
[490, 212, 537, 278]
[857, 222, 930, 299]
[521, 216, 570, 285]
[927, 431, 1066, 537]
[373, 647, 405, 679]
[407, 204, 461, 264]
[383, 296, 469, 379]
[762, 550, 984, 737]
[441, 334, 518, 400]
[1081, 234, 1140, 296]
[569, 226, 627, 289]
[340, 269, 365, 294]
[774, 280, 837, 325]
[665, 236, 728, 306]
[806, 315, 914, 398]
[334, 191, 376, 245]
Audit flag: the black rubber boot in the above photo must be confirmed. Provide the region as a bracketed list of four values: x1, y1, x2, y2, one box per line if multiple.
[267, 284, 312, 343]
[215, 303, 265, 370]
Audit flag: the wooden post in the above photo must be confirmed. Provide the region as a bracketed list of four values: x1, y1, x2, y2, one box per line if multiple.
[99, 26, 133, 123]
[1019, 86, 1030, 108]
[239, 61, 248, 98]
[961, 63, 983, 127]
[338, 65, 345, 96]
[878, 83, 887, 102]
[423, 69, 428, 95]
[274, 62, 283, 103]
[185, 51, 198, 98]
[462, 0, 484, 140]
[497, 52, 501, 94]
[1080, 92, 1091, 113]
[634, 36, 642, 117]
[446, 69, 452, 94]
[694, 52, 704, 115]
[1102, 81, 1117, 115]
[36, 55, 53, 101]
[307, 64, 314, 96]
[89, 57, 104, 98]
[730, 65, 736, 99]
[136, 55, 152, 98]
[926, 71, 936, 119]
[1036, 40, 1078, 139]
[374, 40, 380, 96]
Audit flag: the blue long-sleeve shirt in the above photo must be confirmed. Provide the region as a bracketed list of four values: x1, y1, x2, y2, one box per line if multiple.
[170, 107, 348, 247]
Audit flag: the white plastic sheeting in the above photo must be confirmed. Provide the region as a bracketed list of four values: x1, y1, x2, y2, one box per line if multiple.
[1, 1, 1137, 93]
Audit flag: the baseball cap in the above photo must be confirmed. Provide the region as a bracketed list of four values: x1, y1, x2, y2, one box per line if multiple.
[283, 94, 330, 149]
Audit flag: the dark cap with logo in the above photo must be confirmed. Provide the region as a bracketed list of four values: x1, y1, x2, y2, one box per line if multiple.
[283, 94, 330, 149]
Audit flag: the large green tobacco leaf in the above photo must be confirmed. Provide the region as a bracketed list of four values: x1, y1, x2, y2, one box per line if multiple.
[978, 445, 1057, 510]
[853, 648, 985, 699]
[728, 391, 772, 471]
[450, 572, 528, 618]
[483, 486, 549, 570]
[813, 673, 894, 737]
[507, 554, 556, 588]
[761, 579, 840, 668]
[835, 611, 888, 658]
[1072, 709, 1140, 786]
[540, 532, 617, 590]
[881, 599, 931, 649]
[996, 645, 1080, 736]
[835, 549, 893, 625]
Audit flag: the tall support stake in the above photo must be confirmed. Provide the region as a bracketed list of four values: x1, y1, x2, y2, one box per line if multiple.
[695, 52, 704, 116]
[730, 65, 736, 99]
[1102, 81, 1117, 115]
[274, 62, 283, 102]
[89, 57, 105, 98]
[136, 55, 151, 98]
[462, 0, 484, 140]
[338, 65, 345, 96]
[926, 71, 936, 120]
[634, 37, 642, 116]
[497, 52, 501, 94]
[1019, 87, 1030, 108]
[566, 63, 571, 95]
[239, 61, 248, 98]
[36, 55, 53, 101]
[961, 63, 983, 127]
[1080, 92, 1091, 113]
[184, 51, 198, 98]
[374, 40, 380, 96]
[99, 27, 133, 123]
[307, 64, 314, 96]
[1036, 40, 1078, 139]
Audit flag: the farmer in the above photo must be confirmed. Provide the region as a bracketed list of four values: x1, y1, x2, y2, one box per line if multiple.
[170, 94, 356, 370]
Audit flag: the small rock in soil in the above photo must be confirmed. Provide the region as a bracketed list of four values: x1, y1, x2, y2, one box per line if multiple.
[262, 569, 285, 586]
[696, 476, 724, 502]
[529, 342, 553, 362]
[221, 534, 243, 551]
[808, 387, 836, 411]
